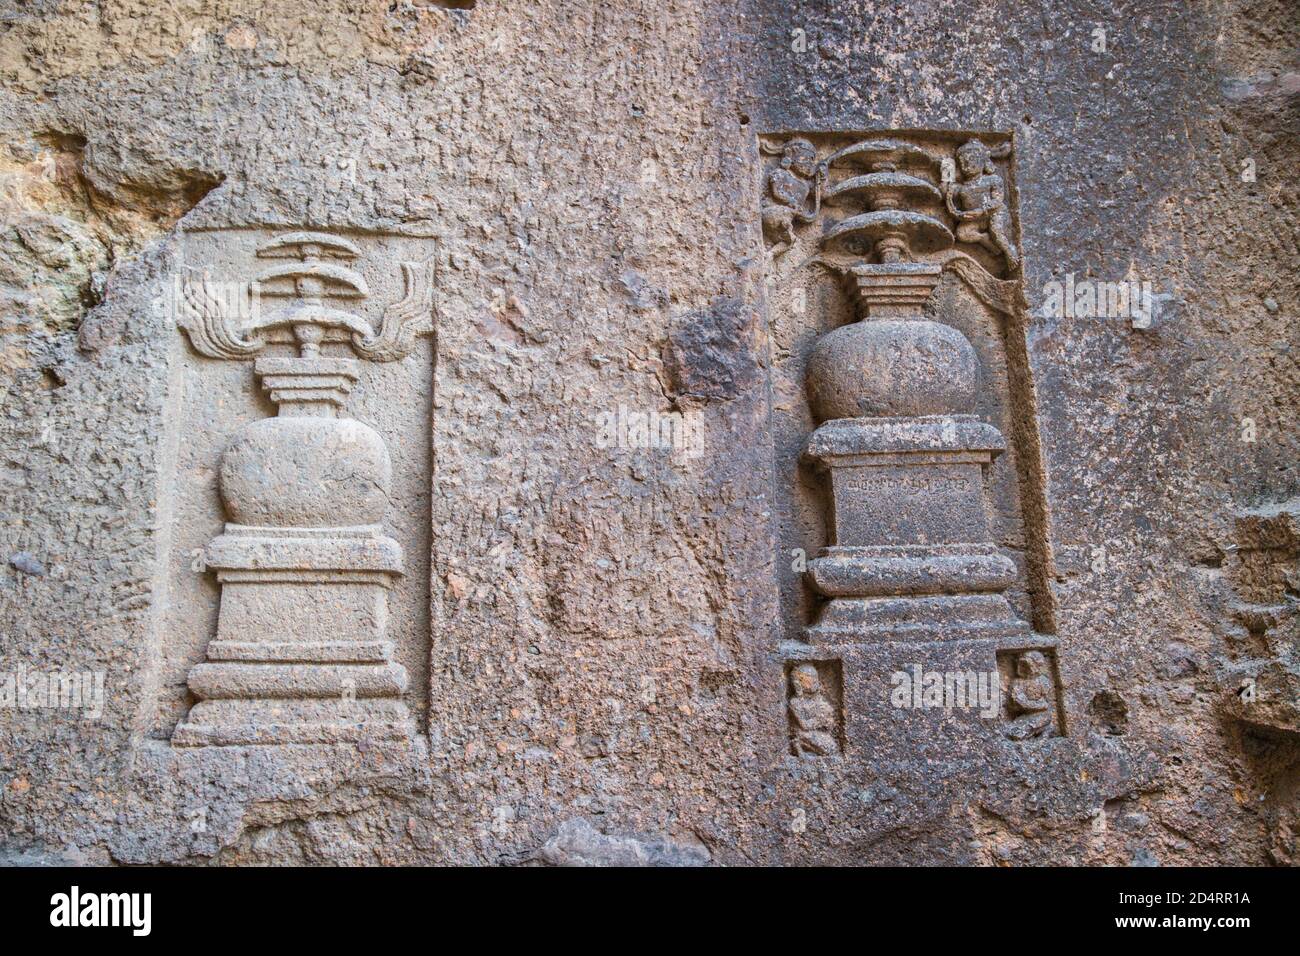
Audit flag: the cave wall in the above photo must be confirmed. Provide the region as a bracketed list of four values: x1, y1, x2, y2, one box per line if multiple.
[0, 0, 1294, 865]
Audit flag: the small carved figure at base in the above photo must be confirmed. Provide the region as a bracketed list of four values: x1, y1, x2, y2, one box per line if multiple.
[943, 139, 1019, 275]
[789, 663, 840, 756]
[1004, 650, 1055, 740]
[760, 138, 823, 260]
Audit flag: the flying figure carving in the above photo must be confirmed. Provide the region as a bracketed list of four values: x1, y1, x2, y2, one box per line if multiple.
[942, 139, 1019, 274]
[760, 138, 825, 260]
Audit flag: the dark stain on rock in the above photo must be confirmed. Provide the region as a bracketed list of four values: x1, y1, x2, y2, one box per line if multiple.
[663, 297, 761, 406]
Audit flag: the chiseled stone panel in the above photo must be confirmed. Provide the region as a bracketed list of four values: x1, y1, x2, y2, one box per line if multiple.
[152, 228, 435, 745]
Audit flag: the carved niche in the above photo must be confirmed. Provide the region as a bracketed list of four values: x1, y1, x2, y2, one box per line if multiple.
[165, 230, 435, 746]
[998, 647, 1064, 740]
[786, 660, 843, 757]
[1218, 499, 1300, 738]
[763, 131, 1064, 755]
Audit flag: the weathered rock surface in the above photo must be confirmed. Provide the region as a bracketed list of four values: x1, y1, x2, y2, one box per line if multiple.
[532, 817, 711, 867]
[0, 1, 1295, 865]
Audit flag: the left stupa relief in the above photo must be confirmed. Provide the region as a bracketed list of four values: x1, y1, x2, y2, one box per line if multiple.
[163, 229, 435, 746]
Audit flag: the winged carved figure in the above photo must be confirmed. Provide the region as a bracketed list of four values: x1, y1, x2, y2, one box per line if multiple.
[351, 258, 436, 362]
[175, 250, 435, 362]
[176, 273, 264, 359]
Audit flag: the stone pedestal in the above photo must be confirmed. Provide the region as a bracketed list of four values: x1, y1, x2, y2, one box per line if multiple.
[801, 259, 1029, 646]
[803, 416, 1027, 644]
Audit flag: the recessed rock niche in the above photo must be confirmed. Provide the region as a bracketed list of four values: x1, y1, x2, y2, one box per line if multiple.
[762, 130, 1064, 756]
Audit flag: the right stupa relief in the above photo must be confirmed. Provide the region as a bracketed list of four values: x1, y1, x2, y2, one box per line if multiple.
[763, 132, 1065, 756]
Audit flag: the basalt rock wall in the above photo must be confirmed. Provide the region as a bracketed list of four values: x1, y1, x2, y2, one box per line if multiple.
[0, 1, 1295, 865]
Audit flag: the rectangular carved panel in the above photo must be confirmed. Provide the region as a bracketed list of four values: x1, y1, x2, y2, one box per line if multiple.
[150, 227, 435, 744]
[762, 130, 1062, 757]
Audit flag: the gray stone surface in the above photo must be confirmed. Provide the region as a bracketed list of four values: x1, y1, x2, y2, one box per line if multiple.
[532, 817, 711, 867]
[0, 1, 1295, 865]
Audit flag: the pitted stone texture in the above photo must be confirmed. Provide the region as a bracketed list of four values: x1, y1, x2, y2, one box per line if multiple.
[0, 0, 1294, 866]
